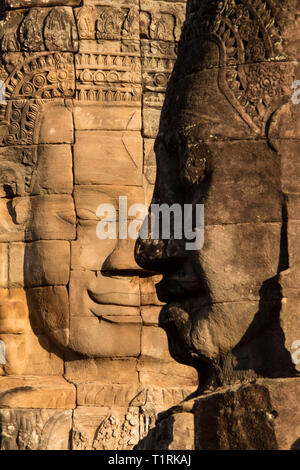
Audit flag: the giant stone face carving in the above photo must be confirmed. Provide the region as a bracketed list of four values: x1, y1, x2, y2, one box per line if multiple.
[136, 0, 300, 390]
[0, 0, 199, 451]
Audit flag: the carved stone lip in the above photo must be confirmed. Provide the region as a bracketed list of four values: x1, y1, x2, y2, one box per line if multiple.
[87, 288, 140, 307]
[87, 289, 141, 319]
[89, 311, 140, 325]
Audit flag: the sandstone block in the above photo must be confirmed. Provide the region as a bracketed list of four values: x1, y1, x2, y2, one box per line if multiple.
[0, 334, 27, 375]
[0, 198, 27, 242]
[137, 411, 195, 450]
[142, 104, 162, 138]
[75, 2, 140, 42]
[143, 138, 156, 185]
[74, 130, 143, 186]
[0, 376, 76, 409]
[26, 285, 69, 343]
[0, 244, 8, 288]
[32, 145, 73, 195]
[69, 315, 142, 357]
[23, 332, 64, 376]
[194, 379, 300, 450]
[39, 104, 74, 144]
[64, 357, 139, 384]
[0, 288, 29, 335]
[9, 240, 70, 287]
[141, 306, 162, 325]
[140, 275, 164, 306]
[6, 1, 81, 10]
[73, 103, 142, 131]
[203, 140, 282, 225]
[201, 223, 281, 303]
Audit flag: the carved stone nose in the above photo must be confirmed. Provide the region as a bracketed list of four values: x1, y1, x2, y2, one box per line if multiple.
[103, 238, 145, 272]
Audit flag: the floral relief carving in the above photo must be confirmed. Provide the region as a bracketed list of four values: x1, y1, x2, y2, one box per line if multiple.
[178, 0, 296, 134]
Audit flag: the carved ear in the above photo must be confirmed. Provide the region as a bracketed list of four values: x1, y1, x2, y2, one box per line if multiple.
[11, 197, 30, 225]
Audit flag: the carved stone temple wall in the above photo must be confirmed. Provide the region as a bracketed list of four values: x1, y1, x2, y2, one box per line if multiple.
[1, 0, 300, 452]
[0, 0, 200, 450]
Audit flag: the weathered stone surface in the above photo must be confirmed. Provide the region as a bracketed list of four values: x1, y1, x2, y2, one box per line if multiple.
[143, 138, 156, 185]
[138, 325, 198, 387]
[75, 2, 140, 42]
[75, 383, 196, 408]
[0, 245, 8, 288]
[27, 195, 76, 240]
[72, 384, 196, 450]
[0, 333, 28, 375]
[27, 286, 69, 347]
[138, 370, 198, 388]
[194, 379, 300, 450]
[64, 358, 139, 385]
[0, 288, 29, 335]
[203, 141, 282, 225]
[141, 306, 162, 325]
[38, 103, 74, 143]
[140, 1, 185, 43]
[0, 198, 27, 242]
[32, 145, 73, 195]
[0, 146, 38, 197]
[74, 130, 143, 186]
[73, 103, 142, 131]
[139, 379, 300, 451]
[69, 315, 142, 357]
[199, 223, 282, 303]
[140, 275, 164, 306]
[142, 104, 162, 138]
[137, 411, 195, 450]
[23, 332, 64, 375]
[9, 240, 70, 287]
[6, 0, 81, 9]
[0, 376, 76, 409]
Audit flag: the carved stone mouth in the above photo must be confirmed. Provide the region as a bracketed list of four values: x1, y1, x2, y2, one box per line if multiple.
[90, 311, 118, 323]
[90, 310, 141, 326]
[87, 289, 140, 307]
